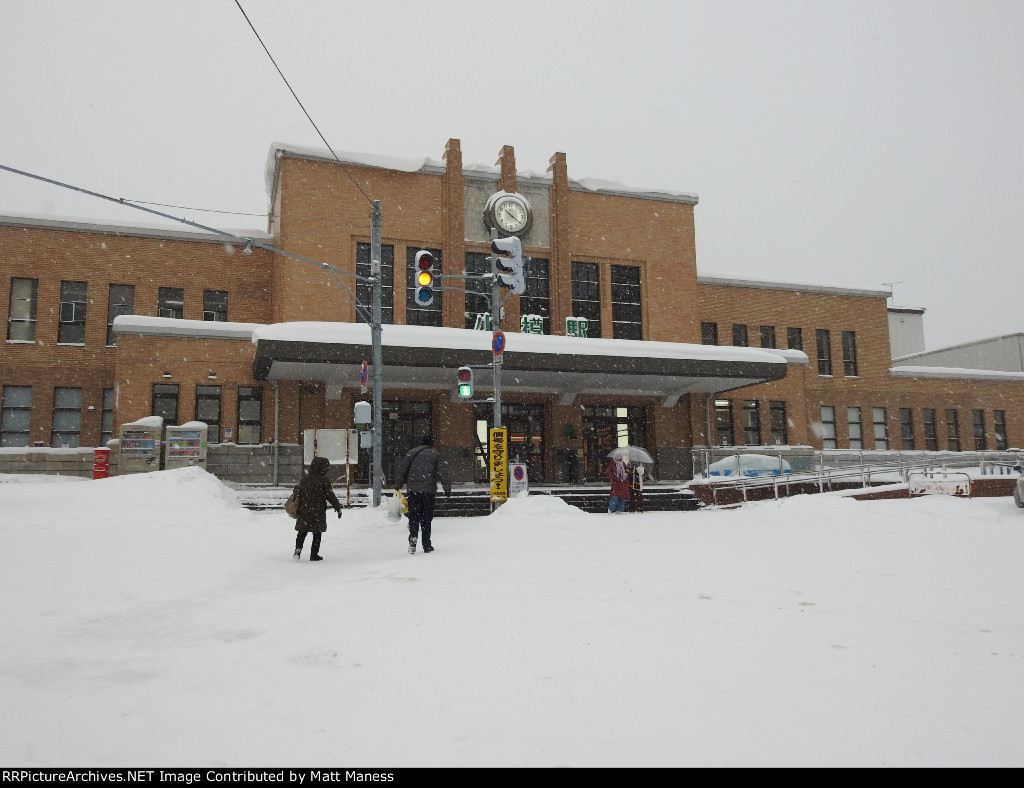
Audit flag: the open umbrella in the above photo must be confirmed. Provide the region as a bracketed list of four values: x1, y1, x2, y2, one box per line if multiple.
[606, 445, 654, 464]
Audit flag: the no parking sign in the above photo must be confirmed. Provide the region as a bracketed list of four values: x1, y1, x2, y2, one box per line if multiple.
[509, 462, 528, 497]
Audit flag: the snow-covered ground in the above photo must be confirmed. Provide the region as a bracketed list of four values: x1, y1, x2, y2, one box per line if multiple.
[1, 468, 1023, 768]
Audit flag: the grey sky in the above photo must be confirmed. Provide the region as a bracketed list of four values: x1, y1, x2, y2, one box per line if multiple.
[2, 0, 1022, 351]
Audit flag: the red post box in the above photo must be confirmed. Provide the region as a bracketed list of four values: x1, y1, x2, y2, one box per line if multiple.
[93, 447, 110, 479]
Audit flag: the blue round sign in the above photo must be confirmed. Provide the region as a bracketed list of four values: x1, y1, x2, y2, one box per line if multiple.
[492, 331, 506, 355]
[513, 465, 525, 481]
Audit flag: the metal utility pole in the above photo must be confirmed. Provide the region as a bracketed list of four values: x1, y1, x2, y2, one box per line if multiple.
[489, 229, 502, 429]
[370, 201, 384, 507]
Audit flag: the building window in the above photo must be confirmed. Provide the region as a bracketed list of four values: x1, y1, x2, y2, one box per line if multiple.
[51, 387, 82, 447]
[700, 322, 718, 345]
[714, 400, 734, 446]
[922, 408, 938, 451]
[100, 388, 115, 445]
[732, 324, 748, 347]
[994, 410, 1008, 451]
[872, 407, 889, 450]
[821, 406, 837, 449]
[152, 383, 179, 426]
[158, 287, 184, 320]
[520, 257, 551, 335]
[58, 281, 88, 344]
[356, 242, 394, 325]
[900, 408, 915, 450]
[972, 409, 987, 451]
[106, 284, 135, 346]
[406, 246, 442, 327]
[769, 401, 788, 445]
[815, 329, 832, 376]
[743, 400, 761, 445]
[786, 327, 803, 351]
[759, 325, 776, 349]
[237, 386, 263, 444]
[611, 265, 642, 340]
[571, 262, 601, 338]
[203, 290, 228, 322]
[0, 385, 31, 447]
[7, 277, 38, 342]
[847, 407, 863, 450]
[946, 409, 961, 451]
[464, 252, 491, 330]
[196, 385, 222, 443]
[841, 331, 859, 377]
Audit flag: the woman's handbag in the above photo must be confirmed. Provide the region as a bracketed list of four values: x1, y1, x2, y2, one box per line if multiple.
[284, 488, 300, 519]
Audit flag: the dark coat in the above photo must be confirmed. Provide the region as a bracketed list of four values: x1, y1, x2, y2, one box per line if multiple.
[395, 445, 452, 495]
[605, 459, 631, 499]
[294, 456, 342, 534]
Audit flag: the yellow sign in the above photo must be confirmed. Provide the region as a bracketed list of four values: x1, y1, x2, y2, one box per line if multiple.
[489, 427, 508, 502]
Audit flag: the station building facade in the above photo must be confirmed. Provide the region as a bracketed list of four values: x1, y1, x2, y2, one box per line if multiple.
[2, 139, 1022, 485]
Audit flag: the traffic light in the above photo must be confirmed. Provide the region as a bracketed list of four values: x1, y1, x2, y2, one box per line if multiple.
[457, 366, 473, 398]
[414, 250, 436, 306]
[491, 236, 526, 295]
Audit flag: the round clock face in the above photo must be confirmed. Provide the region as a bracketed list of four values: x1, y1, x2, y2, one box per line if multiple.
[485, 192, 533, 237]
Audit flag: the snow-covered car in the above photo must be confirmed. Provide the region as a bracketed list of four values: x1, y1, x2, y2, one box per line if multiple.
[706, 454, 792, 478]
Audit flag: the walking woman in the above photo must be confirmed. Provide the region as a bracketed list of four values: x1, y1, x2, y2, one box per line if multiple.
[292, 456, 343, 562]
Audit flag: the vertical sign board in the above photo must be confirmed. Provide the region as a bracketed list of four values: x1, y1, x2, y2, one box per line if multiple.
[509, 462, 528, 497]
[303, 429, 360, 465]
[490, 427, 508, 502]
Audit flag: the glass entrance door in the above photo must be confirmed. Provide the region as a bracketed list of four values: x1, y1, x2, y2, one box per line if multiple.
[475, 403, 546, 484]
[581, 405, 647, 481]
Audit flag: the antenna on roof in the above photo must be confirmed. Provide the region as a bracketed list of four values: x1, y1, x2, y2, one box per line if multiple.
[882, 281, 905, 304]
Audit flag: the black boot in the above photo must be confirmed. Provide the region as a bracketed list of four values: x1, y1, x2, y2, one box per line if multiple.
[422, 523, 433, 553]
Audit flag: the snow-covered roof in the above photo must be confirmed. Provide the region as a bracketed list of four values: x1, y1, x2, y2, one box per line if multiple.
[698, 271, 890, 299]
[113, 315, 262, 341]
[889, 366, 1024, 382]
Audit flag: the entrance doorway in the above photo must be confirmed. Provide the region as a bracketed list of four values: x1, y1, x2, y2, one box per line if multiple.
[581, 405, 647, 481]
[354, 400, 433, 486]
[475, 403, 546, 484]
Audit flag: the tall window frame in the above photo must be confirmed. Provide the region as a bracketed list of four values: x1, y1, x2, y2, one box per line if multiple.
[972, 409, 987, 451]
[821, 406, 837, 449]
[759, 325, 776, 349]
[202, 290, 229, 322]
[847, 407, 863, 450]
[51, 387, 83, 447]
[610, 265, 642, 340]
[769, 401, 788, 445]
[58, 280, 88, 345]
[946, 409, 961, 451]
[196, 385, 222, 443]
[732, 324, 749, 347]
[570, 262, 601, 338]
[841, 331, 859, 377]
[714, 399, 734, 446]
[994, 410, 1008, 451]
[701, 322, 718, 345]
[464, 252, 491, 330]
[356, 242, 394, 325]
[815, 329, 833, 376]
[106, 284, 135, 347]
[872, 407, 889, 450]
[786, 327, 803, 351]
[899, 408, 915, 450]
[100, 388, 115, 445]
[922, 408, 938, 451]
[0, 385, 32, 447]
[520, 257, 551, 335]
[237, 386, 264, 445]
[152, 383, 179, 426]
[158, 287, 184, 320]
[743, 400, 761, 446]
[7, 277, 38, 342]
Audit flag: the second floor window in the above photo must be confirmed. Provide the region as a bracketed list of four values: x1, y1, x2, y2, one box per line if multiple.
[973, 409, 987, 451]
[203, 290, 229, 322]
[58, 281, 88, 344]
[7, 277, 38, 342]
[900, 408, 915, 450]
[521, 257, 551, 335]
[923, 408, 938, 450]
[356, 242, 394, 325]
[571, 262, 601, 338]
[701, 322, 718, 345]
[611, 265, 642, 340]
[107, 284, 135, 347]
[787, 327, 803, 351]
[816, 329, 832, 376]
[759, 325, 776, 348]
[946, 409, 961, 451]
[842, 331, 859, 377]
[732, 324, 748, 347]
[464, 252, 491, 329]
[158, 287, 184, 320]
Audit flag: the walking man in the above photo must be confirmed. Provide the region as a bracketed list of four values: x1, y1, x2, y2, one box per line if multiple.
[394, 434, 452, 554]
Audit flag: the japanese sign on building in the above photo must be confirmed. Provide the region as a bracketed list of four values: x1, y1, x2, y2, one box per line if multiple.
[566, 316, 589, 338]
[473, 313, 492, 331]
[520, 314, 544, 335]
[489, 427, 508, 502]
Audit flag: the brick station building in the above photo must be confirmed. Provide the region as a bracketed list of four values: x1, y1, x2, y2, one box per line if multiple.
[2, 139, 1023, 485]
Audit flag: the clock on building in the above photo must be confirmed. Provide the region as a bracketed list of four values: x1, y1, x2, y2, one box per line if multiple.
[484, 191, 533, 238]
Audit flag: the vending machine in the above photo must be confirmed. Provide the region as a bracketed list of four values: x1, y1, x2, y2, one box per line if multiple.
[164, 422, 209, 471]
[118, 416, 163, 474]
